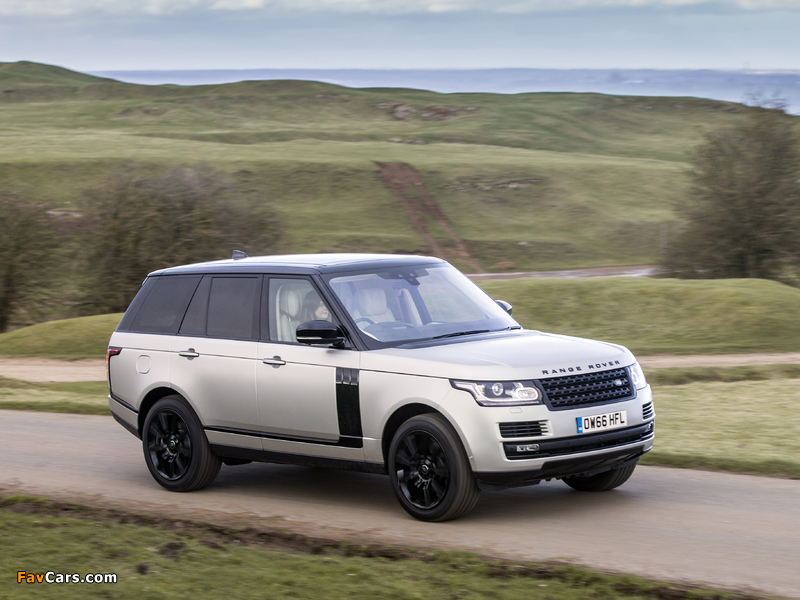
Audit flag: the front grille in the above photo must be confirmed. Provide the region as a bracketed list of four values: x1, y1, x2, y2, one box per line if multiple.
[499, 420, 550, 438]
[539, 367, 634, 410]
[642, 402, 654, 420]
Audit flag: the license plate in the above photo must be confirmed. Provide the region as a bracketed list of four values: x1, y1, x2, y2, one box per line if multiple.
[576, 410, 627, 434]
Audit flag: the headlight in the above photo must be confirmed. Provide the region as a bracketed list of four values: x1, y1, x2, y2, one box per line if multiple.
[451, 380, 543, 406]
[629, 362, 648, 390]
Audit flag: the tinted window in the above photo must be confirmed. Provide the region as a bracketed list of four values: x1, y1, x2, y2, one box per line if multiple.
[206, 277, 261, 340]
[117, 277, 157, 332]
[179, 276, 211, 336]
[127, 275, 202, 334]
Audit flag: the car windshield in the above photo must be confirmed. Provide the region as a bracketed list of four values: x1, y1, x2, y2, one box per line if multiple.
[327, 264, 520, 345]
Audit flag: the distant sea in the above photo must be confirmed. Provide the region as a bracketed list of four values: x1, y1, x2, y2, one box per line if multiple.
[91, 68, 800, 114]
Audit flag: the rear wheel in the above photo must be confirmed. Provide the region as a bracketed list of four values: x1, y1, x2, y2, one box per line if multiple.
[562, 462, 637, 492]
[142, 395, 221, 492]
[388, 413, 480, 522]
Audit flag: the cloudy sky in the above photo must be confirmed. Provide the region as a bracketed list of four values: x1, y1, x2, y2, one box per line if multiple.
[1, 0, 799, 71]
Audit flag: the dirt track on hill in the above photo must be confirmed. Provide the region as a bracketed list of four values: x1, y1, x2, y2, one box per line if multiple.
[376, 162, 482, 271]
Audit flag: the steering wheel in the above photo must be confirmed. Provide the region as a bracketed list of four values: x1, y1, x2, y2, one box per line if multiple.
[355, 317, 376, 327]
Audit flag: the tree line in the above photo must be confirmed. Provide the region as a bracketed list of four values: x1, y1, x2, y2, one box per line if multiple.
[0, 162, 281, 332]
[664, 100, 800, 282]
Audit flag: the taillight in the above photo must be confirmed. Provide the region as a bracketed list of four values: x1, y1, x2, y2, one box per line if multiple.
[106, 347, 122, 388]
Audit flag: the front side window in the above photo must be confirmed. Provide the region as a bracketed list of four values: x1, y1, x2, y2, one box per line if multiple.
[327, 264, 518, 345]
[267, 278, 334, 343]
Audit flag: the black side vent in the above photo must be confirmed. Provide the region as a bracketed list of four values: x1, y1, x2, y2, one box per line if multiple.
[642, 402, 654, 420]
[499, 421, 550, 438]
[540, 367, 635, 410]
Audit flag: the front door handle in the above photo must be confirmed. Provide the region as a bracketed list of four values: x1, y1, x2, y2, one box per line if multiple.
[262, 356, 286, 367]
[178, 349, 200, 358]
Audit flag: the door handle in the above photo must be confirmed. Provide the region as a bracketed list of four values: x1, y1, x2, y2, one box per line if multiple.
[178, 349, 200, 358]
[262, 356, 286, 367]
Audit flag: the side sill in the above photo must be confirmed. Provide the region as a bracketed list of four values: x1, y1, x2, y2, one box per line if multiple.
[208, 443, 386, 475]
[112, 412, 141, 440]
[205, 425, 363, 449]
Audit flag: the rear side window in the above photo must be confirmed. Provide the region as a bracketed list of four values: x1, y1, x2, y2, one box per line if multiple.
[180, 276, 261, 340]
[124, 275, 202, 334]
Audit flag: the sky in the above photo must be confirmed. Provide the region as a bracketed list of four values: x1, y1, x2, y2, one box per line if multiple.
[1, 0, 799, 72]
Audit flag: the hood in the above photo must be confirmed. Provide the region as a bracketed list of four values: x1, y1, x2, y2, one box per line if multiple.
[360, 330, 635, 380]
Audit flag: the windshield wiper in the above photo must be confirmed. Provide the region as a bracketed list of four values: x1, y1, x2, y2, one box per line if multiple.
[432, 329, 491, 340]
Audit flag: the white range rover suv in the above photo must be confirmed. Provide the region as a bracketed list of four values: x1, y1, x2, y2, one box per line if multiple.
[108, 253, 654, 521]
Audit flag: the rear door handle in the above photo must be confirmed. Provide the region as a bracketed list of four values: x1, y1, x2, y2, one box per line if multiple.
[262, 356, 286, 367]
[178, 349, 200, 358]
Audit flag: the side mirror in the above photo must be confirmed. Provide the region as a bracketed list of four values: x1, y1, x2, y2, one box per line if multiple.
[296, 320, 346, 348]
[495, 300, 512, 316]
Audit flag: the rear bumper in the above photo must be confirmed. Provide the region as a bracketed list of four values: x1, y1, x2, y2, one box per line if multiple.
[108, 394, 140, 439]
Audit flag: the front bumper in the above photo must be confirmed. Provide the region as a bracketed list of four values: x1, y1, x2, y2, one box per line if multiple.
[475, 443, 648, 488]
[437, 384, 655, 480]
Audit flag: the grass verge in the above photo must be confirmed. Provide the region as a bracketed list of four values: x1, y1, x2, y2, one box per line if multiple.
[0, 495, 768, 600]
[0, 314, 122, 359]
[0, 377, 109, 415]
[645, 364, 800, 386]
[641, 379, 800, 479]
[1, 374, 799, 479]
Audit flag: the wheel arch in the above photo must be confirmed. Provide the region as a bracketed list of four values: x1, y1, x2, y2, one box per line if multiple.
[137, 387, 182, 435]
[381, 403, 453, 467]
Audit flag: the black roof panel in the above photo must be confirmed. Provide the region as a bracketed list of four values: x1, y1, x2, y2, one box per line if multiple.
[149, 254, 447, 277]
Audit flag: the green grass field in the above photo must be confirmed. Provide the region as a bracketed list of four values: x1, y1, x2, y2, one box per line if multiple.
[4, 60, 792, 276]
[0, 495, 764, 600]
[480, 277, 800, 355]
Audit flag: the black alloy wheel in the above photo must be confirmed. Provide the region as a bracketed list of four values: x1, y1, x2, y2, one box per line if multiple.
[388, 413, 480, 522]
[394, 429, 450, 510]
[147, 409, 192, 481]
[142, 395, 221, 492]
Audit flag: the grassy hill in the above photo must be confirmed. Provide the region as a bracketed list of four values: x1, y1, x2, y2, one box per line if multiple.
[3, 277, 800, 358]
[2, 61, 781, 277]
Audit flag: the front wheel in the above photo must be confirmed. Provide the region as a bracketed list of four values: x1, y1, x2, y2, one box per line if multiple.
[142, 395, 221, 492]
[388, 413, 480, 522]
[562, 462, 637, 492]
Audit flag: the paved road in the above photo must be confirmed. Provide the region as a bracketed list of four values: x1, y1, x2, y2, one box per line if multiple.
[467, 265, 659, 280]
[2, 410, 799, 598]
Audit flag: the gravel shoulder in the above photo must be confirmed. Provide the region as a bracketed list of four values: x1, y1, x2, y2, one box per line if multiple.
[3, 353, 800, 383]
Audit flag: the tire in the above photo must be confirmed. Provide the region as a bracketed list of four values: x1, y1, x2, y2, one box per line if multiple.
[388, 413, 480, 522]
[142, 395, 221, 492]
[562, 461, 638, 492]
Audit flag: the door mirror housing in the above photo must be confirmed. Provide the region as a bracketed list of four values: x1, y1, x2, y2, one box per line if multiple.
[296, 320, 347, 348]
[495, 300, 512, 316]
